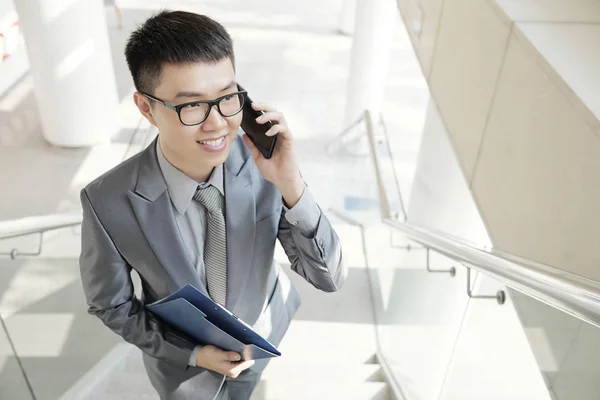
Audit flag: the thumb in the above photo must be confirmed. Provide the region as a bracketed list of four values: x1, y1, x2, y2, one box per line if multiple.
[242, 134, 262, 162]
[227, 352, 242, 362]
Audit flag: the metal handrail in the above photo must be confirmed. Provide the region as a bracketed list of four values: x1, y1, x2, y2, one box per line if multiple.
[363, 110, 600, 329]
[0, 212, 82, 258]
[0, 212, 82, 240]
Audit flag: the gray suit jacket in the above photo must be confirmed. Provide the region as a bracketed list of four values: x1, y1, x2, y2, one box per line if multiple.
[79, 134, 346, 399]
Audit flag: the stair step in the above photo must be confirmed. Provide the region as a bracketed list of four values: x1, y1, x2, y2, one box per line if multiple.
[117, 350, 385, 381]
[87, 362, 388, 400]
[88, 394, 158, 400]
[122, 350, 145, 373]
[87, 372, 157, 399]
[275, 321, 378, 365]
[88, 381, 390, 400]
[261, 361, 384, 383]
[251, 380, 390, 400]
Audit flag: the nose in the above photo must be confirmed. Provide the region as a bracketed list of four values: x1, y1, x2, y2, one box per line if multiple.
[201, 105, 227, 131]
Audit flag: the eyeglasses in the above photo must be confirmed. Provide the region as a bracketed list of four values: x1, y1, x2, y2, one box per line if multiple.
[140, 90, 247, 126]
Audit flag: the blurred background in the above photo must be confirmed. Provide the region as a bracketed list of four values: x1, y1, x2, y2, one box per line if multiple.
[1, 0, 600, 399]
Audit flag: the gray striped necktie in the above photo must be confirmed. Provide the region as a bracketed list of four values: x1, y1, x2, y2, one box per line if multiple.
[193, 185, 227, 306]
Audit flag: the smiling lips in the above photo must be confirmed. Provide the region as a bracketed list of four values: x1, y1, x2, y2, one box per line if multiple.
[198, 136, 225, 147]
[197, 135, 227, 152]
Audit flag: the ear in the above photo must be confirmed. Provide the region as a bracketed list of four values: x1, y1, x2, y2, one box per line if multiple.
[133, 92, 158, 127]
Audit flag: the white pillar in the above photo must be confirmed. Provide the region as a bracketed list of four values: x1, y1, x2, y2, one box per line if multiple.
[344, 0, 396, 126]
[14, 0, 119, 147]
[338, 0, 357, 35]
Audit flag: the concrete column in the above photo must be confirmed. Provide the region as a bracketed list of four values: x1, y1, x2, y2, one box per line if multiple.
[344, 0, 396, 126]
[14, 0, 119, 147]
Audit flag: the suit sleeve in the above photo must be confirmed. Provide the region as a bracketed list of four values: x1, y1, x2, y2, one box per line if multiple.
[277, 186, 347, 292]
[79, 188, 195, 370]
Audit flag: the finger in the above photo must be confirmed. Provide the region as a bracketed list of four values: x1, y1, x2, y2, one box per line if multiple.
[255, 111, 284, 125]
[242, 134, 263, 161]
[251, 102, 277, 113]
[231, 360, 255, 375]
[265, 124, 291, 138]
[226, 351, 242, 362]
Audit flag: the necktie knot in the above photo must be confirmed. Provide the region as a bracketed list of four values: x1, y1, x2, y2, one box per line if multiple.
[193, 185, 221, 214]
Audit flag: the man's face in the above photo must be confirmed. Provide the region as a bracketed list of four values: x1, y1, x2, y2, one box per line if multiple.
[140, 58, 242, 172]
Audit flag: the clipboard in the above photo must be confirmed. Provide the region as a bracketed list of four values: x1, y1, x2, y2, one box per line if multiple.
[146, 284, 281, 360]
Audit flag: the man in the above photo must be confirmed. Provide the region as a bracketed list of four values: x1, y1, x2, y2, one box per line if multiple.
[79, 10, 346, 400]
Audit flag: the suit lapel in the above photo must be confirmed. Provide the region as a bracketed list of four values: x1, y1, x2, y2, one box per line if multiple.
[127, 139, 208, 296]
[224, 140, 256, 310]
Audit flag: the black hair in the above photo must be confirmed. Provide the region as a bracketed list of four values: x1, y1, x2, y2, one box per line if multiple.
[125, 10, 235, 94]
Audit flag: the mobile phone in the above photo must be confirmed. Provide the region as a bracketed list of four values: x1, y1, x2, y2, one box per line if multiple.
[239, 86, 277, 159]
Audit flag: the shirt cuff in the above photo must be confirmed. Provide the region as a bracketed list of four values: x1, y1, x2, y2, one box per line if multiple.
[188, 345, 201, 367]
[284, 186, 321, 238]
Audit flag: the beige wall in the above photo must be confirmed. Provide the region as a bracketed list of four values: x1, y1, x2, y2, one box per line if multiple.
[397, 0, 600, 281]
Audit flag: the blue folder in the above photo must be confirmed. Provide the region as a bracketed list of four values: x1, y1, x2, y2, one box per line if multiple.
[146, 284, 281, 361]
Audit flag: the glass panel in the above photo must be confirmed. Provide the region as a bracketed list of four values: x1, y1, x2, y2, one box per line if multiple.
[511, 289, 600, 400]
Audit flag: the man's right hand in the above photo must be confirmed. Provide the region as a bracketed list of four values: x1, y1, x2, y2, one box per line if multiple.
[195, 345, 255, 378]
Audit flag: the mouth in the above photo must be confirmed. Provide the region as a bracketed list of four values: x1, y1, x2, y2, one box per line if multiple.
[196, 135, 226, 147]
[196, 135, 228, 152]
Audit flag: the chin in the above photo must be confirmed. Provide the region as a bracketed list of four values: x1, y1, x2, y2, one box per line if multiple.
[202, 140, 231, 165]
[212, 151, 230, 166]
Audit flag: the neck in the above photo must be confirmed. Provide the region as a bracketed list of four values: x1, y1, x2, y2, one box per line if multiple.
[184, 165, 214, 183]
[159, 140, 213, 183]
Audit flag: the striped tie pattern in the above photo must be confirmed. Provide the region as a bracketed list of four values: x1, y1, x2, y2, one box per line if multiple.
[193, 185, 227, 306]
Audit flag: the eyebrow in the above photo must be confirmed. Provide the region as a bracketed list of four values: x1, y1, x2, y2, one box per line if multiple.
[174, 81, 237, 99]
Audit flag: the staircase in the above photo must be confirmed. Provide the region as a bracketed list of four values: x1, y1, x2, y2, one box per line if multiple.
[1, 221, 395, 400]
[75, 341, 391, 400]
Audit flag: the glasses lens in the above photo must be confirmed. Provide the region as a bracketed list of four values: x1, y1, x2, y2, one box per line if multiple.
[218, 93, 245, 117]
[180, 102, 210, 125]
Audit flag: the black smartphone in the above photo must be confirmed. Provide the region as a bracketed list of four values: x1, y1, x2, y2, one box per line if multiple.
[239, 86, 277, 159]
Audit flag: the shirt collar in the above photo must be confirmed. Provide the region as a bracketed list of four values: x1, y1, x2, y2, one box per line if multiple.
[156, 139, 224, 214]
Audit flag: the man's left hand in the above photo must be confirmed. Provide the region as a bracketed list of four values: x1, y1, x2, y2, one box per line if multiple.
[242, 102, 305, 208]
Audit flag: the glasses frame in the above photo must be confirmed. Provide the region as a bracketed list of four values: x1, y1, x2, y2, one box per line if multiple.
[140, 90, 248, 126]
